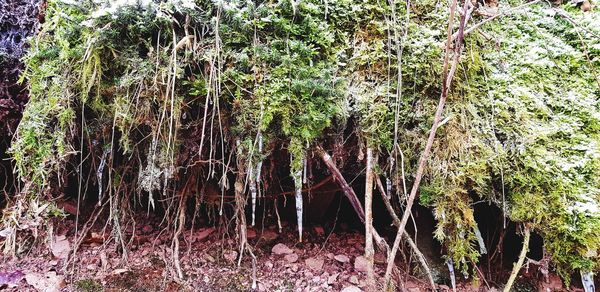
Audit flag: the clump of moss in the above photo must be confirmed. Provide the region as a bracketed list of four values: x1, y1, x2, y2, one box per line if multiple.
[75, 278, 102, 292]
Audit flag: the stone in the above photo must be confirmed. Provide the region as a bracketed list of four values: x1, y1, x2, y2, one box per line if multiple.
[327, 273, 339, 284]
[272, 243, 293, 255]
[341, 285, 362, 292]
[349, 275, 359, 285]
[305, 257, 324, 271]
[334, 254, 350, 263]
[354, 256, 369, 273]
[284, 253, 299, 263]
[265, 261, 274, 269]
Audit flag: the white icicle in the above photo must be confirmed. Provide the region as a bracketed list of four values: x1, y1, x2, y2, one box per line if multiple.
[581, 271, 595, 292]
[97, 148, 110, 206]
[250, 167, 257, 226]
[251, 133, 264, 227]
[385, 177, 392, 199]
[447, 259, 456, 292]
[474, 224, 487, 255]
[294, 158, 304, 242]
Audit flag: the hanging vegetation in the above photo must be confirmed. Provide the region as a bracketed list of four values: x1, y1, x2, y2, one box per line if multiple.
[2, 0, 599, 288]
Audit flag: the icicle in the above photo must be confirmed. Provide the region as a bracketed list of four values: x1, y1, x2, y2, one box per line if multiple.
[474, 224, 487, 255]
[249, 167, 257, 226]
[447, 259, 457, 292]
[251, 133, 263, 227]
[294, 157, 304, 242]
[385, 177, 392, 199]
[275, 199, 282, 233]
[96, 147, 110, 206]
[581, 271, 595, 292]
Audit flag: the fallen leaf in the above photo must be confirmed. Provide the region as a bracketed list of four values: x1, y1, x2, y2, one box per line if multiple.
[25, 272, 65, 292]
[51, 235, 70, 259]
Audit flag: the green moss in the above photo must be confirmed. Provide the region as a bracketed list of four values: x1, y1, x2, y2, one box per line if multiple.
[5, 0, 600, 282]
[75, 279, 102, 292]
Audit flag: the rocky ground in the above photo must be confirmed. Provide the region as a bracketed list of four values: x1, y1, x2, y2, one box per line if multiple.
[0, 211, 478, 292]
[0, 211, 582, 292]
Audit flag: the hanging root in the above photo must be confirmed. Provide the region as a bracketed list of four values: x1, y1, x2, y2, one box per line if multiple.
[233, 156, 258, 289]
[503, 225, 530, 292]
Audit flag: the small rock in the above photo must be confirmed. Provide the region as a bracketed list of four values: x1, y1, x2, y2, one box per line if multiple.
[291, 264, 299, 272]
[341, 285, 362, 292]
[438, 284, 450, 291]
[327, 273, 339, 284]
[272, 243, 293, 255]
[305, 257, 324, 271]
[265, 261, 274, 269]
[349, 275, 359, 285]
[334, 254, 350, 263]
[354, 256, 369, 273]
[284, 253, 299, 263]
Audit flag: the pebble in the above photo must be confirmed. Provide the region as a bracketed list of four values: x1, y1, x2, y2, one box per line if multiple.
[272, 243, 293, 255]
[334, 254, 350, 263]
[305, 257, 324, 271]
[354, 256, 369, 273]
[341, 285, 362, 292]
[284, 253, 299, 263]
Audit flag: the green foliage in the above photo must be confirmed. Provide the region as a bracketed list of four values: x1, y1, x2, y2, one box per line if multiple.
[6, 0, 600, 282]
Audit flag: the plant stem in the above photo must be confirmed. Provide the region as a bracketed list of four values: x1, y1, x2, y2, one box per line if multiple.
[504, 226, 531, 292]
